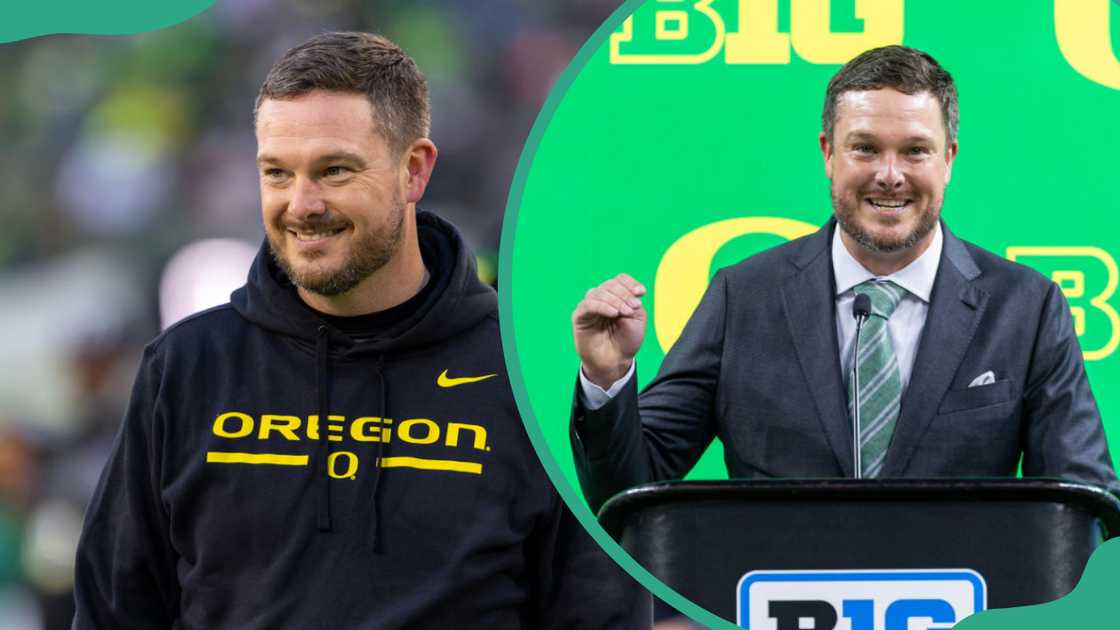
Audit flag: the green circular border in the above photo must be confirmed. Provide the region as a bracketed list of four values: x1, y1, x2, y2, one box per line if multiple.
[498, 1, 739, 626]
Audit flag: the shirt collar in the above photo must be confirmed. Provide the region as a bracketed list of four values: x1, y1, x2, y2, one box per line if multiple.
[832, 221, 942, 303]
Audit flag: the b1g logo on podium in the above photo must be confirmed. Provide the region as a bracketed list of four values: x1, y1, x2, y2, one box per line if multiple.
[737, 569, 986, 629]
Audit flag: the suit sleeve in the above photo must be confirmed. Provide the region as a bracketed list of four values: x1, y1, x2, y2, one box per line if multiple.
[528, 492, 651, 629]
[572, 270, 728, 512]
[1021, 281, 1119, 492]
[73, 345, 181, 628]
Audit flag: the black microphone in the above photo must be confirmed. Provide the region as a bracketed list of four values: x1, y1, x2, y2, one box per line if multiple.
[853, 294, 871, 320]
[851, 294, 872, 479]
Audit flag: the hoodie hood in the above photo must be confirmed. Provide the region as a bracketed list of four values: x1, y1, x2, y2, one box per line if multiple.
[231, 209, 496, 356]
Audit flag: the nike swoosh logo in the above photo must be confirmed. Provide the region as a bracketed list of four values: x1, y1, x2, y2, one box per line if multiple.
[437, 369, 497, 388]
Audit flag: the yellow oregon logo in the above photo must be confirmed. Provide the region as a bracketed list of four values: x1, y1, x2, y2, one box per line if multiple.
[654, 222, 1118, 361]
[654, 217, 816, 351]
[207, 412, 490, 477]
[611, 0, 904, 65]
[1054, 0, 1120, 89]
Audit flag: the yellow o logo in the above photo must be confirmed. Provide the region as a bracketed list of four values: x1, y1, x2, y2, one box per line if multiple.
[328, 451, 359, 479]
[653, 216, 816, 352]
[1055, 0, 1120, 89]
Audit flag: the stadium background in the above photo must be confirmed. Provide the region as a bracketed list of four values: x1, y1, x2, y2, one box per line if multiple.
[0, 2, 714, 628]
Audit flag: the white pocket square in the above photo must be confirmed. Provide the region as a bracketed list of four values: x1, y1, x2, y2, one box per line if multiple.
[968, 371, 996, 388]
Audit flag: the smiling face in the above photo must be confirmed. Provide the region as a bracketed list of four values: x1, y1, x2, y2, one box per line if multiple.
[256, 90, 412, 297]
[821, 88, 958, 273]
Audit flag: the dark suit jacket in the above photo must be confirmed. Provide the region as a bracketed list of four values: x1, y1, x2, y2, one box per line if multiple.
[572, 220, 1118, 512]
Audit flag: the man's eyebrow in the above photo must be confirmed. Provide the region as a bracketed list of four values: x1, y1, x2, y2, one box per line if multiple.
[314, 151, 367, 165]
[255, 152, 367, 166]
[844, 131, 878, 142]
[843, 131, 936, 144]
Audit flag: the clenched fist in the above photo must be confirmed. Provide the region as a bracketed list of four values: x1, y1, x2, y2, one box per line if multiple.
[571, 273, 647, 389]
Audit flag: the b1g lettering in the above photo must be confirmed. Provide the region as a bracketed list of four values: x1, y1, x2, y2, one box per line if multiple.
[769, 598, 955, 630]
[610, 0, 905, 65]
[609, 0, 1120, 92]
[1006, 247, 1119, 361]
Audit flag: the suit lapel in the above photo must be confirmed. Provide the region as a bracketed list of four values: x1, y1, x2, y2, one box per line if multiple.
[781, 221, 853, 476]
[880, 224, 988, 476]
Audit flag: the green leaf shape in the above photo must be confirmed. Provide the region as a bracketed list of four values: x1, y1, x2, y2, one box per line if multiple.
[958, 536, 1120, 629]
[1, 0, 216, 44]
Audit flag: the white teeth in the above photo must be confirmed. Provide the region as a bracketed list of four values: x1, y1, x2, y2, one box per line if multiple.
[868, 199, 908, 208]
[291, 228, 344, 241]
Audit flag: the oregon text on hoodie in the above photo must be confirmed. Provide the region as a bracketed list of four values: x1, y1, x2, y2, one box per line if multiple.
[73, 211, 644, 629]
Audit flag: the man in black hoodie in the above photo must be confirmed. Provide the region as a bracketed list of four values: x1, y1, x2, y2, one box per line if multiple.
[73, 31, 647, 629]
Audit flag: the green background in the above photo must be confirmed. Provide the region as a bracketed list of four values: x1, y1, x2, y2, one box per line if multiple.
[502, 0, 1120, 627]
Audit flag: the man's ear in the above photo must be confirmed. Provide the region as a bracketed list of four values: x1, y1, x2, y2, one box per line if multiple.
[943, 139, 959, 185]
[402, 138, 438, 204]
[819, 131, 834, 179]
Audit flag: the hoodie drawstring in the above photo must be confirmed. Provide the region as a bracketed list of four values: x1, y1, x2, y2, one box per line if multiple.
[315, 326, 332, 531]
[369, 354, 387, 553]
[313, 327, 386, 551]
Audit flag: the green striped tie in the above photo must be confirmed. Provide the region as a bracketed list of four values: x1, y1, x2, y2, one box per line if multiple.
[849, 280, 905, 478]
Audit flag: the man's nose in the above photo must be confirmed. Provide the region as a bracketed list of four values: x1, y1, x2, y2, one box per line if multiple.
[288, 177, 327, 219]
[874, 155, 905, 191]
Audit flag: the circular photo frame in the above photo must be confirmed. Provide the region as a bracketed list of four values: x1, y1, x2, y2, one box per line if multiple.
[501, 1, 1120, 626]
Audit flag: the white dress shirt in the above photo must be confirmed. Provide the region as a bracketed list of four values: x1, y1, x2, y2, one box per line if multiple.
[580, 223, 944, 409]
[834, 223, 942, 391]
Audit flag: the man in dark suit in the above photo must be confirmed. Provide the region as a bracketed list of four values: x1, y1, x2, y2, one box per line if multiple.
[570, 45, 1118, 512]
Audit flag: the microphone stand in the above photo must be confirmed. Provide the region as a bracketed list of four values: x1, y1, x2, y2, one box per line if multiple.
[852, 294, 872, 480]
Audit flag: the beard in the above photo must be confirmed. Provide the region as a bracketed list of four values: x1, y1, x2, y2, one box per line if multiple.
[268, 195, 406, 297]
[832, 186, 942, 255]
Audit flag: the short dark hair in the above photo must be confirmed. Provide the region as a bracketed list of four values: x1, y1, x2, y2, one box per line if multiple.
[822, 45, 958, 147]
[255, 31, 430, 153]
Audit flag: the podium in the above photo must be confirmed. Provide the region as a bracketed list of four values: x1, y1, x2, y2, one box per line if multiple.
[598, 479, 1120, 623]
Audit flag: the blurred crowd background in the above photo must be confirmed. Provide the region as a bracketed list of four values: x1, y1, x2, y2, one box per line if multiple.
[0, 1, 702, 627]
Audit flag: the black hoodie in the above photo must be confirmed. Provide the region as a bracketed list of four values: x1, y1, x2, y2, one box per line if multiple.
[73, 212, 646, 629]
